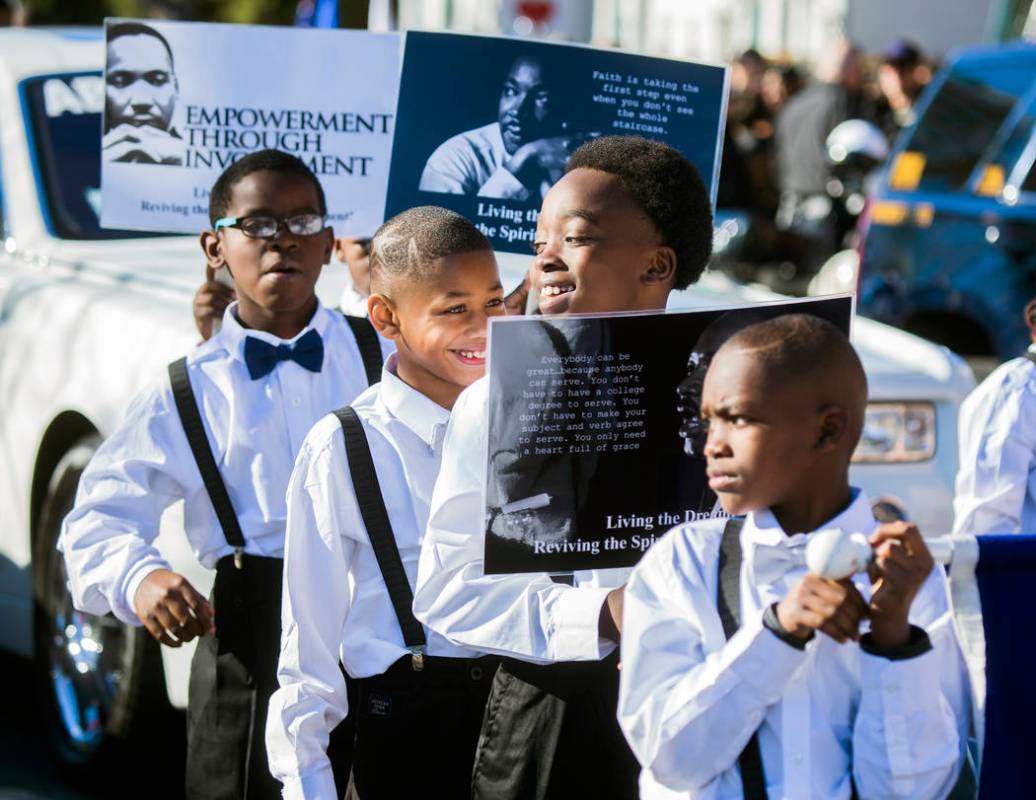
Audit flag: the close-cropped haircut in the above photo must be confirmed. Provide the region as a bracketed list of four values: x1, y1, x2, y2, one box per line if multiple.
[369, 206, 491, 291]
[107, 22, 176, 69]
[208, 149, 327, 225]
[565, 136, 713, 290]
[723, 313, 867, 422]
[1024, 297, 1036, 335]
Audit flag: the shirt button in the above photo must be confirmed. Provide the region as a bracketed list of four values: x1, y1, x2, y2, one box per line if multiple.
[791, 752, 804, 765]
[470, 666, 484, 681]
[292, 397, 301, 408]
[885, 683, 899, 694]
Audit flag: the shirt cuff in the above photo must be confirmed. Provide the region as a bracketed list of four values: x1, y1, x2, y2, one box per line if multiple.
[860, 625, 933, 661]
[120, 560, 171, 627]
[762, 602, 814, 650]
[549, 585, 614, 661]
[725, 607, 811, 704]
[477, 168, 530, 200]
[280, 762, 337, 800]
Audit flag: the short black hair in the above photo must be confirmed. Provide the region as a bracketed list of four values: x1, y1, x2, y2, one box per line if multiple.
[208, 149, 327, 225]
[106, 22, 176, 70]
[566, 136, 713, 290]
[370, 206, 492, 291]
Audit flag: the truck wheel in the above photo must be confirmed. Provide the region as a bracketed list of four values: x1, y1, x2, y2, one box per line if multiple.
[33, 435, 175, 771]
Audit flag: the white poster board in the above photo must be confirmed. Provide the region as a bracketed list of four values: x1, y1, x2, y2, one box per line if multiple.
[100, 19, 399, 236]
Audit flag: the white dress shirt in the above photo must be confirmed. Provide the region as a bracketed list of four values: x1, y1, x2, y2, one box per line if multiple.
[266, 356, 481, 800]
[418, 122, 531, 200]
[619, 489, 970, 800]
[414, 376, 627, 664]
[58, 301, 392, 626]
[953, 346, 1036, 536]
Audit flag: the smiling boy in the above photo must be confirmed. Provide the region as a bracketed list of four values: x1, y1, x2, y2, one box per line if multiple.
[266, 207, 508, 799]
[618, 315, 969, 799]
[413, 135, 714, 798]
[59, 150, 390, 799]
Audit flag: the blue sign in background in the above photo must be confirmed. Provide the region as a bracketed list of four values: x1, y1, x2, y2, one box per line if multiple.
[385, 31, 727, 254]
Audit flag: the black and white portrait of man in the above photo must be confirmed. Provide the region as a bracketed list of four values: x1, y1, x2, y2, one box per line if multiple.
[418, 55, 587, 202]
[103, 22, 185, 165]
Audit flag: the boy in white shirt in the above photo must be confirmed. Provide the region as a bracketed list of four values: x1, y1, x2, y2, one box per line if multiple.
[953, 296, 1036, 536]
[618, 314, 970, 799]
[59, 150, 389, 799]
[266, 207, 506, 799]
[414, 135, 716, 799]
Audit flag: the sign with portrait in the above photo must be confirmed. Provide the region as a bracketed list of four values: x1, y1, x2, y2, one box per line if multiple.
[483, 296, 854, 574]
[384, 31, 728, 254]
[99, 19, 399, 236]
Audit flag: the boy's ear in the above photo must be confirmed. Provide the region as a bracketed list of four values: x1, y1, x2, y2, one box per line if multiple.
[367, 292, 401, 340]
[816, 406, 849, 452]
[321, 226, 335, 266]
[200, 230, 226, 271]
[642, 246, 677, 286]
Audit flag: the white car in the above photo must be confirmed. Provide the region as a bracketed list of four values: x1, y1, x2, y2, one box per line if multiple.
[0, 28, 975, 771]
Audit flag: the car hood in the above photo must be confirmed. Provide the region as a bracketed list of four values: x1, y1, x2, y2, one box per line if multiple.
[672, 272, 976, 402]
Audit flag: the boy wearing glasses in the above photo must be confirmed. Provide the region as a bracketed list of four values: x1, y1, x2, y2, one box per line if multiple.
[59, 149, 390, 799]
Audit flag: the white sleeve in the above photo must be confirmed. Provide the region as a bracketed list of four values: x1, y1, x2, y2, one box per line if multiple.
[852, 567, 969, 800]
[476, 167, 530, 200]
[413, 382, 613, 663]
[57, 384, 187, 626]
[266, 432, 357, 800]
[418, 138, 479, 195]
[953, 375, 1036, 536]
[618, 533, 809, 793]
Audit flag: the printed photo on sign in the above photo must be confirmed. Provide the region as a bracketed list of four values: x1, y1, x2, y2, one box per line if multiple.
[483, 295, 853, 574]
[100, 19, 399, 235]
[384, 31, 727, 254]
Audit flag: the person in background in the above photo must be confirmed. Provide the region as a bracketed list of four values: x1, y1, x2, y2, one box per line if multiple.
[953, 297, 1036, 537]
[874, 39, 931, 143]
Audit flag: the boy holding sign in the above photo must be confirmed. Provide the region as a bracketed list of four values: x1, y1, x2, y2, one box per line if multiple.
[414, 135, 714, 798]
[618, 315, 970, 798]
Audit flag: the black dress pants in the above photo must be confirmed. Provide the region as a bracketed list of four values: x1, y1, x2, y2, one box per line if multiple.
[471, 652, 640, 800]
[184, 555, 355, 799]
[346, 655, 499, 799]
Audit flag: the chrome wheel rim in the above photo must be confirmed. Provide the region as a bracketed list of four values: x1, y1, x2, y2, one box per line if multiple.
[46, 555, 126, 752]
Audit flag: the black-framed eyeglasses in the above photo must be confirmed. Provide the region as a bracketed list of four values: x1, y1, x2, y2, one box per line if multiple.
[213, 213, 325, 239]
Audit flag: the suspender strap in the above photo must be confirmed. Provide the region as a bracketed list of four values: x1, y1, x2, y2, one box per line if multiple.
[718, 517, 767, 800]
[342, 313, 383, 386]
[168, 358, 247, 565]
[333, 406, 427, 671]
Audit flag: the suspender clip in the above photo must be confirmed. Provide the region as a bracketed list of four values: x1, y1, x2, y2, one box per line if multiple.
[410, 646, 425, 672]
[233, 547, 244, 570]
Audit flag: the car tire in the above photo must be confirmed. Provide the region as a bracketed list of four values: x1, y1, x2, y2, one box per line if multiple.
[32, 434, 177, 773]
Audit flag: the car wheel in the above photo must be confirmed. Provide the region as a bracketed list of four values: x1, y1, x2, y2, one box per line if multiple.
[32, 435, 174, 771]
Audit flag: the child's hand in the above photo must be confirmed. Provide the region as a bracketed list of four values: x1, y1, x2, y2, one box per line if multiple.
[193, 265, 236, 340]
[776, 574, 867, 644]
[866, 522, 934, 648]
[503, 272, 531, 316]
[134, 569, 215, 647]
[598, 585, 625, 643]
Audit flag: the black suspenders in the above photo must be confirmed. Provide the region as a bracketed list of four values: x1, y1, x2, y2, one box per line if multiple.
[334, 407, 427, 671]
[169, 357, 248, 568]
[717, 517, 768, 800]
[343, 313, 383, 386]
[167, 315, 382, 566]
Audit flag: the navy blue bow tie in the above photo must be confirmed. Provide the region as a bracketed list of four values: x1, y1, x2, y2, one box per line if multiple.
[243, 328, 324, 380]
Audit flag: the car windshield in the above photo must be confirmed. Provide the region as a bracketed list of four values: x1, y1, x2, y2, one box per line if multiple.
[899, 58, 1034, 192]
[21, 72, 166, 240]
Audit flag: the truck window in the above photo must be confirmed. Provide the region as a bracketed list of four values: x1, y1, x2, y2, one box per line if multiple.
[21, 72, 166, 241]
[899, 60, 1034, 192]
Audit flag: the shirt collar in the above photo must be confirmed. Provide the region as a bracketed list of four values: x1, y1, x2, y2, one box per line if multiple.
[379, 353, 451, 452]
[743, 487, 875, 547]
[218, 300, 332, 366]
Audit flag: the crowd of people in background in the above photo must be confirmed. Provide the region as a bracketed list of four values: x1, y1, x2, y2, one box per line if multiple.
[718, 37, 932, 278]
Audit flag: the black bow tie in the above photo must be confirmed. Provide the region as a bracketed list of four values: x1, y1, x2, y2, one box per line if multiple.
[243, 329, 323, 380]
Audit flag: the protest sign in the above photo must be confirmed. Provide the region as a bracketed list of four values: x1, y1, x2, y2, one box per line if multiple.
[483, 295, 854, 574]
[99, 19, 399, 235]
[384, 31, 727, 254]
